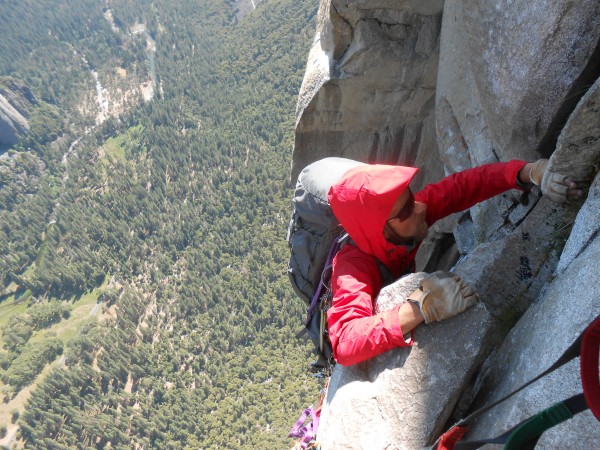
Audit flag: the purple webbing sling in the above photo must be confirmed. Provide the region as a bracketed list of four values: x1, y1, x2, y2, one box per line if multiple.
[289, 408, 320, 449]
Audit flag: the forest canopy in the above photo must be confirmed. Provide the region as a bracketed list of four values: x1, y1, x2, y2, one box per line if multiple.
[0, 0, 319, 448]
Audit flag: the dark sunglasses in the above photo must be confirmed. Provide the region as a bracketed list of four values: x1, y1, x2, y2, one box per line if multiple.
[386, 189, 415, 224]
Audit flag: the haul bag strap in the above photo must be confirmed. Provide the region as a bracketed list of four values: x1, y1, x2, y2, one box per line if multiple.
[581, 315, 600, 421]
[449, 393, 587, 450]
[449, 333, 581, 431]
[434, 314, 600, 450]
[503, 393, 586, 450]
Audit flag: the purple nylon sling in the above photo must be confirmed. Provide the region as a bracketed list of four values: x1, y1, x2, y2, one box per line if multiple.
[289, 407, 320, 449]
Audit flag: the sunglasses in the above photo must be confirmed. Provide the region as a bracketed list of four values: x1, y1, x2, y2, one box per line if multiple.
[386, 189, 415, 225]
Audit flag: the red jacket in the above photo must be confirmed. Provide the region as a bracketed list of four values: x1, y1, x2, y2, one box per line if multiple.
[327, 160, 527, 366]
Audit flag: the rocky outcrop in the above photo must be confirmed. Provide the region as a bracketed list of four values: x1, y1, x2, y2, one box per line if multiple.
[0, 95, 29, 146]
[436, 0, 600, 248]
[318, 273, 496, 449]
[0, 77, 37, 147]
[437, 1, 600, 166]
[549, 76, 600, 193]
[292, 0, 445, 190]
[292, 1, 600, 448]
[235, 0, 264, 20]
[464, 173, 600, 448]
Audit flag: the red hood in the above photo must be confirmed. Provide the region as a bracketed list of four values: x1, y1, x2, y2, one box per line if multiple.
[328, 163, 419, 276]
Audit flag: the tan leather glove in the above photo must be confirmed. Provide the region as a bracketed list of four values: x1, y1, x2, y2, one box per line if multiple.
[528, 159, 580, 204]
[408, 271, 478, 324]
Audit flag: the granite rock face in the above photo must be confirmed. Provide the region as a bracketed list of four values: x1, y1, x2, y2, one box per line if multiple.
[557, 174, 600, 276]
[548, 76, 600, 190]
[292, 1, 600, 448]
[436, 0, 600, 246]
[436, 0, 600, 166]
[0, 77, 37, 147]
[0, 95, 29, 146]
[464, 178, 600, 446]
[292, 0, 445, 186]
[454, 196, 565, 323]
[318, 273, 496, 449]
[435, 0, 600, 247]
[234, 0, 264, 20]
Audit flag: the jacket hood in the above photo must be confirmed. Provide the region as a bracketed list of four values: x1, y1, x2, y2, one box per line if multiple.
[328, 163, 419, 276]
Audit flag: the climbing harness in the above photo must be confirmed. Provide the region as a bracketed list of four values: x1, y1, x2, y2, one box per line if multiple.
[435, 315, 600, 450]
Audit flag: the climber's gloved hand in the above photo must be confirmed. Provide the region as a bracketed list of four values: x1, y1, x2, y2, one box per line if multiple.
[528, 159, 583, 203]
[407, 271, 478, 324]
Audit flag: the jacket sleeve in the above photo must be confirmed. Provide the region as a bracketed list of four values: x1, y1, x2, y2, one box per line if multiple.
[327, 245, 413, 366]
[416, 160, 528, 225]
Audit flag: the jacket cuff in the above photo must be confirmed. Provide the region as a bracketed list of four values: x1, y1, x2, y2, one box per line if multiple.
[507, 160, 529, 190]
[387, 305, 414, 347]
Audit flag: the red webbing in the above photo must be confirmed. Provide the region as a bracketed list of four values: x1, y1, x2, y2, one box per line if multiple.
[437, 426, 469, 450]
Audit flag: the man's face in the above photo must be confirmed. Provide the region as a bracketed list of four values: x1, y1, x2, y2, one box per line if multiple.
[383, 189, 428, 246]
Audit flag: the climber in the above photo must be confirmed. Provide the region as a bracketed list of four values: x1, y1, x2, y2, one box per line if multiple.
[326, 159, 583, 366]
